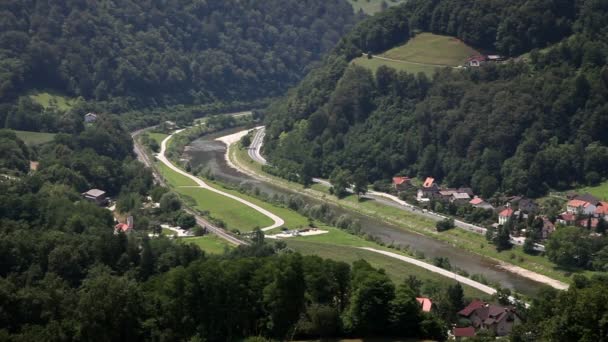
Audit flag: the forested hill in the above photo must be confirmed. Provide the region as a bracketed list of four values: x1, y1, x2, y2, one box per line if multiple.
[263, 0, 608, 198]
[0, 0, 356, 108]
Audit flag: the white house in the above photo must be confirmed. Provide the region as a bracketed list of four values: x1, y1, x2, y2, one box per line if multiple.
[566, 199, 596, 215]
[84, 112, 98, 123]
[498, 208, 514, 225]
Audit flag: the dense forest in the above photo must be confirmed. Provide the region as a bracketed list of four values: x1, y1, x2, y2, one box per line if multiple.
[0, 0, 357, 127]
[263, 0, 608, 197]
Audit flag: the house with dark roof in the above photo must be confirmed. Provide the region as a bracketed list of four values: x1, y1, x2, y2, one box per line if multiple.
[573, 193, 601, 206]
[82, 189, 108, 206]
[453, 326, 476, 339]
[84, 112, 97, 123]
[451, 192, 471, 204]
[392, 176, 411, 191]
[458, 300, 521, 336]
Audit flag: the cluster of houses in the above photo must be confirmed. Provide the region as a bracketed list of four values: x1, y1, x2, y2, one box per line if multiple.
[395, 176, 495, 211]
[465, 54, 505, 67]
[414, 296, 520, 339]
[557, 193, 608, 230]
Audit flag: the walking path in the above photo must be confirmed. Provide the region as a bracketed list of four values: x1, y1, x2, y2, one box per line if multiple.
[360, 247, 498, 295]
[157, 129, 284, 231]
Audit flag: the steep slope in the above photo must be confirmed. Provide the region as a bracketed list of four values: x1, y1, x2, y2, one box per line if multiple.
[0, 0, 356, 110]
[263, 0, 608, 198]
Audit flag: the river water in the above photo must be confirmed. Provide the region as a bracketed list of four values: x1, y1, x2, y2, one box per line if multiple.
[185, 128, 545, 296]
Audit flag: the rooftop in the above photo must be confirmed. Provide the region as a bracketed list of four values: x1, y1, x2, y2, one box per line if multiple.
[83, 189, 106, 197]
[423, 177, 435, 188]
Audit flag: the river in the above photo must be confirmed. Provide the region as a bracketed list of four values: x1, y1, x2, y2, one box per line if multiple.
[185, 128, 545, 297]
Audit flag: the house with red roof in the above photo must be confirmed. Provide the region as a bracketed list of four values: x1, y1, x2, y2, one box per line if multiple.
[417, 177, 440, 202]
[466, 55, 486, 67]
[557, 212, 576, 226]
[567, 199, 596, 215]
[114, 216, 134, 234]
[458, 300, 521, 336]
[416, 297, 434, 313]
[392, 176, 411, 191]
[453, 326, 476, 339]
[498, 208, 514, 225]
[470, 196, 494, 210]
[595, 202, 608, 220]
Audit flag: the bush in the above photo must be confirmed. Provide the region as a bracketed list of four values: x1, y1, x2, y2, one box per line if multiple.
[435, 218, 455, 232]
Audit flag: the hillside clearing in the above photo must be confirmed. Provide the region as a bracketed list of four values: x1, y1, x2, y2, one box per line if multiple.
[11, 130, 56, 146]
[29, 92, 75, 111]
[352, 33, 479, 75]
[181, 235, 233, 254]
[348, 0, 407, 14]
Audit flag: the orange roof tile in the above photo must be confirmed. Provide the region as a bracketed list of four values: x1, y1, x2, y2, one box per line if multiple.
[423, 177, 435, 188]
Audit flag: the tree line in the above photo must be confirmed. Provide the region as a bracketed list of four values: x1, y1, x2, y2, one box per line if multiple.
[0, 0, 357, 125]
[263, 0, 608, 198]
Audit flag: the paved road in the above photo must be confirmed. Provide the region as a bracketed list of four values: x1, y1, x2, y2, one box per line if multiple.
[131, 128, 247, 246]
[157, 130, 285, 232]
[248, 127, 267, 164]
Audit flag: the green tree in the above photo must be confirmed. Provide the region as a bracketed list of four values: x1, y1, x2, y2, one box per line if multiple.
[159, 192, 181, 213]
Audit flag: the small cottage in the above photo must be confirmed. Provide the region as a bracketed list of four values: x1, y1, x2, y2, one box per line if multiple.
[498, 208, 514, 225]
[84, 112, 98, 123]
[392, 176, 411, 191]
[458, 300, 521, 337]
[82, 189, 108, 206]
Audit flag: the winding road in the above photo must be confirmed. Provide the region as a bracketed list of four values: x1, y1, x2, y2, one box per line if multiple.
[157, 129, 285, 232]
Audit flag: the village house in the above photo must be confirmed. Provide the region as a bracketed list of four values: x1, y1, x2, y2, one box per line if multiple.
[596, 204, 608, 220]
[417, 177, 439, 202]
[416, 297, 434, 313]
[457, 300, 521, 337]
[451, 192, 471, 204]
[498, 207, 514, 225]
[84, 112, 97, 123]
[82, 189, 108, 206]
[541, 217, 556, 239]
[453, 326, 476, 340]
[392, 176, 411, 191]
[466, 55, 486, 67]
[566, 199, 596, 215]
[114, 216, 134, 234]
[557, 212, 576, 226]
[469, 196, 494, 210]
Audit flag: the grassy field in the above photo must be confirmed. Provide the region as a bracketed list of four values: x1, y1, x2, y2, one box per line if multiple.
[348, 0, 406, 14]
[574, 181, 608, 201]
[156, 162, 198, 187]
[181, 235, 233, 254]
[11, 130, 56, 146]
[175, 186, 274, 232]
[353, 33, 479, 75]
[352, 56, 440, 76]
[29, 92, 75, 111]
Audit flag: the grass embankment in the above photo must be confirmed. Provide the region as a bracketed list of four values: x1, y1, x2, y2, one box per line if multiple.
[347, 0, 406, 14]
[29, 92, 75, 111]
[574, 181, 608, 201]
[231, 143, 577, 284]
[182, 235, 233, 254]
[149, 132, 168, 147]
[11, 130, 56, 146]
[352, 33, 479, 75]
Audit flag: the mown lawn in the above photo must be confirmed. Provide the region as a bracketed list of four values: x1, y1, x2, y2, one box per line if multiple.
[29, 92, 75, 111]
[352, 56, 440, 76]
[352, 33, 479, 75]
[382, 33, 479, 66]
[348, 0, 407, 14]
[156, 161, 197, 187]
[574, 181, 608, 201]
[181, 235, 233, 254]
[11, 130, 56, 146]
[175, 186, 274, 232]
